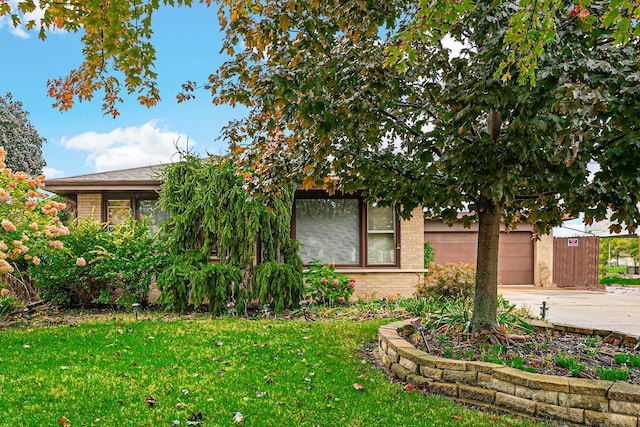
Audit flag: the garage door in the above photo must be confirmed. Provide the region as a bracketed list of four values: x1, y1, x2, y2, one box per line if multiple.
[425, 221, 534, 285]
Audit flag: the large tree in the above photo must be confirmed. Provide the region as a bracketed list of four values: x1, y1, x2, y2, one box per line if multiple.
[205, 0, 640, 330]
[0, 93, 46, 176]
[3, 0, 640, 330]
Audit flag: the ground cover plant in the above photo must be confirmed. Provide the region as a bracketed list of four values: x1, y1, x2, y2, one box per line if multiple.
[0, 316, 549, 427]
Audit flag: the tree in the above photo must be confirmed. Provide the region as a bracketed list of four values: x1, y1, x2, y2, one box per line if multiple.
[2, 1, 640, 115]
[205, 0, 640, 331]
[0, 93, 46, 176]
[3, 0, 640, 331]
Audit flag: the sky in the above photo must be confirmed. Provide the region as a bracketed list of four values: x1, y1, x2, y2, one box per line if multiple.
[0, 2, 245, 179]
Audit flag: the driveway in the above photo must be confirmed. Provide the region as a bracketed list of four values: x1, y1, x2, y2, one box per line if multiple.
[498, 285, 640, 336]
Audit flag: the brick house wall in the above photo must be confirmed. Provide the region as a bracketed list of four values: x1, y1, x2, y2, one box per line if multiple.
[76, 193, 102, 221]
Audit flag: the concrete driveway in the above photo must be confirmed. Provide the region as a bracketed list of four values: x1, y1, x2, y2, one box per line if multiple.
[498, 285, 640, 337]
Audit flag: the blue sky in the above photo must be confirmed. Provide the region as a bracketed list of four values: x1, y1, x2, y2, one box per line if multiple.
[0, 2, 245, 178]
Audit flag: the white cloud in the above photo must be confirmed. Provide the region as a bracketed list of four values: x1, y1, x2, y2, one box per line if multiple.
[42, 166, 65, 179]
[60, 121, 195, 172]
[1, 0, 58, 39]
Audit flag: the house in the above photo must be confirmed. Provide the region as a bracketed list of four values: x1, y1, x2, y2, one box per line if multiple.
[45, 165, 426, 298]
[46, 165, 556, 296]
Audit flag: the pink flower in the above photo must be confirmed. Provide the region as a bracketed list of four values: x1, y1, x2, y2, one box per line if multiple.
[49, 240, 64, 250]
[332, 280, 339, 287]
[32, 256, 41, 266]
[348, 281, 355, 290]
[0, 288, 9, 297]
[338, 297, 345, 303]
[321, 278, 328, 284]
[328, 263, 335, 268]
[28, 222, 39, 231]
[76, 257, 86, 267]
[1, 219, 16, 232]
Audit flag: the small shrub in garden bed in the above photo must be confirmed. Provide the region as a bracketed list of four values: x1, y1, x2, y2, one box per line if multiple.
[417, 262, 476, 300]
[304, 260, 355, 306]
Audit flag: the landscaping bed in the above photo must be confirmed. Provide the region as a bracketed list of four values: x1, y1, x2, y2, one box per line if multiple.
[407, 321, 640, 385]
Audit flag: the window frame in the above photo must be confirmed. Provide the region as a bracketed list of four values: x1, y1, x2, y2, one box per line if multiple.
[102, 191, 163, 228]
[292, 190, 400, 268]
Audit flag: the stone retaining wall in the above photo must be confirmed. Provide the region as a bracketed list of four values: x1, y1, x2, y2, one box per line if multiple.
[378, 320, 640, 426]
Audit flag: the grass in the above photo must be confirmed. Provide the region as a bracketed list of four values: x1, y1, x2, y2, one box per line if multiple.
[600, 276, 640, 285]
[0, 315, 549, 427]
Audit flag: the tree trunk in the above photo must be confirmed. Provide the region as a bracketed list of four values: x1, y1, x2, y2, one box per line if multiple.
[470, 196, 502, 331]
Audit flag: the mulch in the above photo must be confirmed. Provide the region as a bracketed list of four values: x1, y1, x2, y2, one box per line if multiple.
[407, 324, 640, 385]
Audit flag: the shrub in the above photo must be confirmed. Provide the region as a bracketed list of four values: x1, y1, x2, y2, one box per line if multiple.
[30, 218, 164, 307]
[417, 262, 476, 300]
[0, 287, 19, 315]
[0, 147, 68, 274]
[304, 260, 355, 306]
[424, 242, 435, 269]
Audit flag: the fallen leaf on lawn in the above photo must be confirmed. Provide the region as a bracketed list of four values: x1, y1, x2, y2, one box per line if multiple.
[232, 412, 244, 424]
[175, 403, 187, 409]
[60, 366, 69, 370]
[256, 391, 266, 397]
[451, 415, 462, 420]
[23, 344, 30, 349]
[352, 383, 365, 390]
[144, 396, 157, 407]
[58, 416, 70, 426]
[181, 389, 189, 395]
[325, 393, 335, 400]
[404, 384, 414, 391]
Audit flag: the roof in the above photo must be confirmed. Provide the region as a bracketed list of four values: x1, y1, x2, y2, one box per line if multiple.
[45, 164, 167, 194]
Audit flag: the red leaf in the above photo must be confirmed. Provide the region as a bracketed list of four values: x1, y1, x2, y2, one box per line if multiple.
[352, 383, 365, 390]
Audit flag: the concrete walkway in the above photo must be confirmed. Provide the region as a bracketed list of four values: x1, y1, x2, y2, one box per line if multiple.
[498, 285, 640, 337]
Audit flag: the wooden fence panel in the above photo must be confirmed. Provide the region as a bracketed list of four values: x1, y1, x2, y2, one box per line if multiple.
[553, 236, 600, 288]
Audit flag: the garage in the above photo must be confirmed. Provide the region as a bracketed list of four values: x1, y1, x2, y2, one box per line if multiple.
[424, 219, 534, 285]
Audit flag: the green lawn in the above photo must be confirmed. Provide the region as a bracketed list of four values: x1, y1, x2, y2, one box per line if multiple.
[0, 316, 549, 427]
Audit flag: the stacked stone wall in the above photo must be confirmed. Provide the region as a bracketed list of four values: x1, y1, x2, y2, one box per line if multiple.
[378, 320, 640, 426]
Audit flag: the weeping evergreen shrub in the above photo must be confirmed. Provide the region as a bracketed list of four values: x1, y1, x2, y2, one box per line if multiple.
[156, 152, 303, 314]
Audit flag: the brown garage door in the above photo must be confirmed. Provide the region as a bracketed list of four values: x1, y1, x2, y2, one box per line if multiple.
[425, 220, 534, 285]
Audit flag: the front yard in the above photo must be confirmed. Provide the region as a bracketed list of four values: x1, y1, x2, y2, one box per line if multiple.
[0, 316, 549, 426]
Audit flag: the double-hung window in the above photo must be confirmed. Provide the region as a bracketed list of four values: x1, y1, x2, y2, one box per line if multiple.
[293, 191, 398, 267]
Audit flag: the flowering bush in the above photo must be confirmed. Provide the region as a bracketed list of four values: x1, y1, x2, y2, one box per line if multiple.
[29, 217, 165, 307]
[304, 260, 355, 306]
[0, 146, 68, 275]
[0, 286, 19, 315]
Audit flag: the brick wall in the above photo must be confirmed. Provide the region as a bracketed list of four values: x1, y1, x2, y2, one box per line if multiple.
[76, 193, 102, 221]
[344, 271, 423, 300]
[400, 206, 425, 270]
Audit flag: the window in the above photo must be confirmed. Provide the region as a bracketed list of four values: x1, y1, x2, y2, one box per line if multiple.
[138, 199, 169, 233]
[106, 199, 132, 226]
[293, 192, 398, 267]
[367, 205, 396, 265]
[104, 193, 168, 233]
